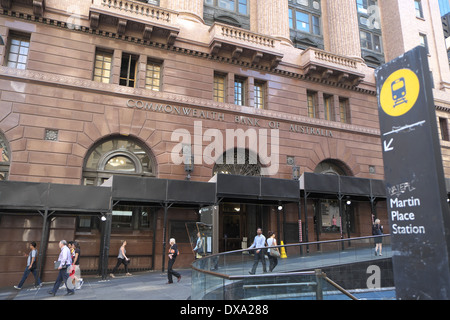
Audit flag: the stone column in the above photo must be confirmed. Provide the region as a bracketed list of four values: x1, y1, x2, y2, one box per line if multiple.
[161, 0, 204, 23]
[322, 0, 362, 58]
[252, 0, 291, 44]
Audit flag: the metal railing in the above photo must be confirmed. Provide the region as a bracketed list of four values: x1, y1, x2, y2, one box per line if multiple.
[191, 235, 391, 300]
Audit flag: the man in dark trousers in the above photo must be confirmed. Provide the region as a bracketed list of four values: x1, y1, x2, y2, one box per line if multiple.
[248, 228, 267, 275]
[167, 238, 181, 284]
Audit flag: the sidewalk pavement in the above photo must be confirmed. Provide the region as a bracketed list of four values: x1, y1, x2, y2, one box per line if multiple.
[0, 268, 192, 300]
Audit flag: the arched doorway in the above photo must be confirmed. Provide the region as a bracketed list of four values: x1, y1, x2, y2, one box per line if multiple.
[213, 148, 266, 252]
[314, 159, 355, 238]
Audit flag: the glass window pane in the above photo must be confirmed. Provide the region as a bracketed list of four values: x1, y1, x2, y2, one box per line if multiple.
[295, 11, 310, 32]
[105, 156, 136, 172]
[218, 0, 234, 11]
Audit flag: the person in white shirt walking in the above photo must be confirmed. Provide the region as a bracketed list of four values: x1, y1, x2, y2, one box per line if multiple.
[48, 240, 74, 296]
[248, 228, 267, 275]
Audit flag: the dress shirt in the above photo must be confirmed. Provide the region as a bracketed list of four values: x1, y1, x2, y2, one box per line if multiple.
[58, 245, 72, 267]
[249, 234, 266, 249]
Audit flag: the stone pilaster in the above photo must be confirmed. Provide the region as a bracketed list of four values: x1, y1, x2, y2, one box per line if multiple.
[322, 0, 362, 58]
[252, 0, 291, 44]
[161, 0, 204, 23]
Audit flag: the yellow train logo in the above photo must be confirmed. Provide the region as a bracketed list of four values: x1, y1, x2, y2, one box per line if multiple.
[379, 69, 420, 117]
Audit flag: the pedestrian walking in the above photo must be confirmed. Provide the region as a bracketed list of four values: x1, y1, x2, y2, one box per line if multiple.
[110, 240, 131, 278]
[266, 231, 279, 272]
[14, 241, 42, 290]
[193, 232, 204, 259]
[71, 241, 83, 289]
[167, 238, 181, 284]
[48, 240, 74, 296]
[372, 219, 384, 256]
[248, 227, 267, 275]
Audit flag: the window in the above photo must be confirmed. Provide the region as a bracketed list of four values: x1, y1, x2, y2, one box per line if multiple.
[324, 94, 335, 121]
[254, 81, 265, 109]
[356, 0, 377, 14]
[214, 73, 226, 102]
[146, 60, 162, 91]
[6, 32, 30, 70]
[440, 118, 449, 141]
[93, 50, 112, 84]
[356, 0, 384, 66]
[83, 136, 155, 186]
[419, 33, 429, 54]
[234, 77, 246, 106]
[120, 53, 138, 87]
[339, 98, 351, 124]
[205, 0, 247, 15]
[289, 8, 321, 35]
[213, 148, 261, 176]
[307, 91, 319, 118]
[360, 30, 382, 52]
[415, 0, 424, 18]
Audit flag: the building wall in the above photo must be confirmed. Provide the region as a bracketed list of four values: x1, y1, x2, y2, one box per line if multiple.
[0, 0, 448, 286]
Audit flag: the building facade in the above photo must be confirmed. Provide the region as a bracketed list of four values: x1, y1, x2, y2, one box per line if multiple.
[0, 0, 449, 287]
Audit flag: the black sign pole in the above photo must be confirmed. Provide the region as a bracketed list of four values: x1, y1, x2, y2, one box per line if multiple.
[375, 46, 450, 300]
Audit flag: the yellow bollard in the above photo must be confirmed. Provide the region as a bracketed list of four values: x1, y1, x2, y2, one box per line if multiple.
[280, 241, 287, 258]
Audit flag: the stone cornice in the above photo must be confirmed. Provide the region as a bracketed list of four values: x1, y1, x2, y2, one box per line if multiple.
[0, 66, 381, 138]
[0, 7, 378, 95]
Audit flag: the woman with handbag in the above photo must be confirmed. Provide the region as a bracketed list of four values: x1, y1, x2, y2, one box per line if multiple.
[266, 231, 279, 272]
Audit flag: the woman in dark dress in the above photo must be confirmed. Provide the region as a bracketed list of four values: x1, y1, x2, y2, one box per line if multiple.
[373, 219, 384, 256]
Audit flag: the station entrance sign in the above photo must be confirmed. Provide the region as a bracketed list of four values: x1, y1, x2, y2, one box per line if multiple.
[375, 46, 450, 299]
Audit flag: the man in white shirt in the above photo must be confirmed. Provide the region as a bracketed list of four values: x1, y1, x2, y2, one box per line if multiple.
[48, 240, 74, 296]
[248, 228, 267, 274]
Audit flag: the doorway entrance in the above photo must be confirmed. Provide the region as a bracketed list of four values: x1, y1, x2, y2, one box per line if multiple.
[219, 203, 269, 252]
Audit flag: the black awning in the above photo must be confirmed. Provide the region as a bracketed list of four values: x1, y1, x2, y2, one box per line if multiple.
[110, 175, 216, 206]
[300, 172, 386, 200]
[0, 180, 111, 213]
[300, 173, 450, 199]
[215, 174, 300, 203]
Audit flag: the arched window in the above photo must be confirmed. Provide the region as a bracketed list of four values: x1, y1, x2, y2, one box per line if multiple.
[83, 136, 156, 186]
[213, 148, 261, 176]
[0, 132, 10, 180]
[314, 159, 349, 176]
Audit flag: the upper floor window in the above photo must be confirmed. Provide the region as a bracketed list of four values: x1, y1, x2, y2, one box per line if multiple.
[214, 73, 226, 103]
[6, 32, 30, 70]
[234, 77, 246, 106]
[254, 81, 266, 109]
[415, 0, 424, 18]
[289, 6, 321, 35]
[205, 0, 248, 15]
[324, 94, 335, 121]
[93, 49, 112, 84]
[356, 0, 384, 67]
[120, 53, 138, 88]
[288, 0, 322, 49]
[146, 60, 162, 91]
[419, 33, 429, 54]
[307, 91, 319, 119]
[339, 98, 351, 124]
